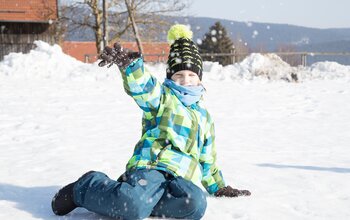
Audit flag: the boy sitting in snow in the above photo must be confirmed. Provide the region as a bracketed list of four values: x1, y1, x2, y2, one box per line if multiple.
[51, 24, 250, 219]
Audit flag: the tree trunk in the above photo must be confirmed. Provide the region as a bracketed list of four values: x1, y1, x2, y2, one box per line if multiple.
[102, 0, 108, 48]
[91, 0, 103, 54]
[125, 0, 143, 54]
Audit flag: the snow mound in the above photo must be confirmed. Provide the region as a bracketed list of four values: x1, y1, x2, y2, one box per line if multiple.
[310, 61, 350, 79]
[293, 61, 350, 81]
[241, 53, 295, 80]
[0, 41, 116, 80]
[204, 53, 296, 82]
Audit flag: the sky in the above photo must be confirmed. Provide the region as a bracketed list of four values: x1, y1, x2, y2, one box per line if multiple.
[61, 0, 349, 29]
[187, 0, 350, 29]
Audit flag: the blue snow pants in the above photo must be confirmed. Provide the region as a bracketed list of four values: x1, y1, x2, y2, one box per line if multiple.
[73, 169, 207, 219]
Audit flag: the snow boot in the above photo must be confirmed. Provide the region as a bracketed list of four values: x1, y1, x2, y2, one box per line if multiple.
[51, 171, 95, 216]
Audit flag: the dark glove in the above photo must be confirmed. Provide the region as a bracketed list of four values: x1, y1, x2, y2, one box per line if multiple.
[214, 185, 251, 197]
[98, 43, 141, 68]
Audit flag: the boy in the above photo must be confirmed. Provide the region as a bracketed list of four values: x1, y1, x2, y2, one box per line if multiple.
[51, 24, 250, 220]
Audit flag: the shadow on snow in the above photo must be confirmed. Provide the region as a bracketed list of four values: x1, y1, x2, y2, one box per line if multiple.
[257, 163, 350, 173]
[0, 183, 114, 219]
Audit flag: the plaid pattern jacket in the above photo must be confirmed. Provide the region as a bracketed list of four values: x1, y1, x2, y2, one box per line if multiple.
[121, 58, 225, 194]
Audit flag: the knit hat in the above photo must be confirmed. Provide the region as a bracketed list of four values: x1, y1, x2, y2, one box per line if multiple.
[166, 24, 203, 80]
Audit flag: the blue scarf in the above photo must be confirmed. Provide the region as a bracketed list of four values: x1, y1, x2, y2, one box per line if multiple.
[163, 79, 205, 106]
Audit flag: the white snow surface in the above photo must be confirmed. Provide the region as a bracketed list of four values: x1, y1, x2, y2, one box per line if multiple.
[1, 41, 350, 219]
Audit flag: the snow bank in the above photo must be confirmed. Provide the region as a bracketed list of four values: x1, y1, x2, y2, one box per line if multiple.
[1, 41, 350, 82]
[305, 61, 350, 80]
[203, 53, 295, 82]
[0, 41, 116, 81]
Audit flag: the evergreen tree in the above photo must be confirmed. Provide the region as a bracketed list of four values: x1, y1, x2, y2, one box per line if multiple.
[198, 22, 234, 65]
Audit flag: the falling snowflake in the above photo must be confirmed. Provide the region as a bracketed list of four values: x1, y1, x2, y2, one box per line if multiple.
[252, 30, 259, 38]
[138, 179, 148, 186]
[246, 22, 253, 27]
[175, 58, 182, 64]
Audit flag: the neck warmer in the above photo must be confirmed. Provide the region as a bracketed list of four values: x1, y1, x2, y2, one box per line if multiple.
[163, 79, 205, 106]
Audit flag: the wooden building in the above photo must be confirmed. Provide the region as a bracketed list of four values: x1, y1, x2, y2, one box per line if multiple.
[0, 0, 58, 60]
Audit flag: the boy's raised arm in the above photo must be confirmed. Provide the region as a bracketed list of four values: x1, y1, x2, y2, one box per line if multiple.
[98, 43, 162, 117]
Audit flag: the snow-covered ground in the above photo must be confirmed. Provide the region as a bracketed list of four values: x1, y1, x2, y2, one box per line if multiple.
[1, 41, 350, 219]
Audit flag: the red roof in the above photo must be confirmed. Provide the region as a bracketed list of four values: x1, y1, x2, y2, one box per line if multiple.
[62, 41, 170, 63]
[0, 0, 57, 22]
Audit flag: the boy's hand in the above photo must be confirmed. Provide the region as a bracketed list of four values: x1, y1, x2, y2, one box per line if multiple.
[98, 43, 141, 68]
[214, 185, 251, 197]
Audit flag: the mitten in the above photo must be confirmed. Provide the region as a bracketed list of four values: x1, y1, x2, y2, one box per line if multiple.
[214, 185, 251, 197]
[98, 43, 141, 68]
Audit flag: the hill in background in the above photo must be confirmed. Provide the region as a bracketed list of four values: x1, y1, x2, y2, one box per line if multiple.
[64, 13, 350, 65]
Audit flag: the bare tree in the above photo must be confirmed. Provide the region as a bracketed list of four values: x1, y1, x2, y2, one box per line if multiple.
[54, 4, 71, 45]
[60, 0, 127, 53]
[60, 0, 188, 54]
[109, 0, 189, 52]
[124, 0, 188, 37]
[124, 0, 143, 53]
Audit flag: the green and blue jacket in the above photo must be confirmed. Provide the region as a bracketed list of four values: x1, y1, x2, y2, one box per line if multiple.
[121, 58, 225, 194]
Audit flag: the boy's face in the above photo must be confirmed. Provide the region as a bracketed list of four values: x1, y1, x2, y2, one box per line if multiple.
[171, 70, 201, 86]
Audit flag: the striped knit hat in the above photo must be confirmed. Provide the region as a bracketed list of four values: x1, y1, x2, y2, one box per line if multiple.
[166, 24, 203, 80]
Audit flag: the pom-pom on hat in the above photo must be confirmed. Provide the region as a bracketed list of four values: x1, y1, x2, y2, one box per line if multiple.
[166, 24, 203, 80]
